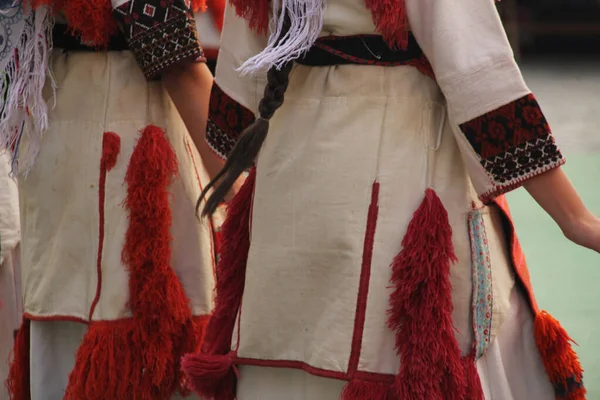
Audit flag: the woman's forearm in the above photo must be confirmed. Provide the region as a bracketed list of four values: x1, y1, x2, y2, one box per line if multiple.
[523, 168, 590, 229]
[161, 61, 225, 180]
[523, 167, 600, 252]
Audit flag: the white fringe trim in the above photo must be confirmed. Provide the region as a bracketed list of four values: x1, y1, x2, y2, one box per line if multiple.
[0, 5, 54, 176]
[238, 0, 326, 75]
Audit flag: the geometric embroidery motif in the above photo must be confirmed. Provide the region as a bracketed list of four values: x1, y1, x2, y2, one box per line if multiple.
[468, 207, 493, 360]
[459, 94, 564, 186]
[114, 0, 205, 79]
[206, 83, 256, 159]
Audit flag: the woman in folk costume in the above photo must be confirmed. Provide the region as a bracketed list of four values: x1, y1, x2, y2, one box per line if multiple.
[2, 0, 224, 399]
[181, 0, 600, 398]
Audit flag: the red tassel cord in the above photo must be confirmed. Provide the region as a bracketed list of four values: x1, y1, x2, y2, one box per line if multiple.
[534, 311, 586, 400]
[65, 126, 200, 400]
[5, 319, 31, 400]
[387, 189, 469, 400]
[182, 168, 256, 400]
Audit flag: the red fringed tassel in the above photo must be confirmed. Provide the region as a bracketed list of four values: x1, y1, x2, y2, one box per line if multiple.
[182, 169, 256, 400]
[462, 354, 484, 400]
[340, 380, 389, 400]
[534, 311, 586, 400]
[229, 0, 269, 35]
[65, 126, 199, 399]
[364, 0, 408, 49]
[192, 0, 207, 12]
[6, 319, 30, 400]
[387, 189, 467, 399]
[31, 0, 117, 47]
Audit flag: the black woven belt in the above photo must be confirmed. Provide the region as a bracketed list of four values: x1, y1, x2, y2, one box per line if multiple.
[297, 34, 424, 66]
[53, 24, 129, 52]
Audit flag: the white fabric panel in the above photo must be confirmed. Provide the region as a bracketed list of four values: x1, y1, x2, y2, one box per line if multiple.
[236, 288, 554, 400]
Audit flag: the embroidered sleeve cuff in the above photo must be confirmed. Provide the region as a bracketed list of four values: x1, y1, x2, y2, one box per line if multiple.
[459, 93, 565, 203]
[206, 82, 256, 160]
[114, 0, 206, 80]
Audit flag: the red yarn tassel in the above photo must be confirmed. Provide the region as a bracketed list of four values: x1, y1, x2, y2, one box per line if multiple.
[534, 311, 586, 400]
[31, 0, 117, 48]
[229, 0, 269, 35]
[462, 354, 484, 400]
[182, 169, 256, 399]
[387, 189, 466, 399]
[192, 0, 207, 12]
[340, 380, 389, 400]
[364, 0, 408, 49]
[6, 319, 30, 400]
[65, 126, 199, 399]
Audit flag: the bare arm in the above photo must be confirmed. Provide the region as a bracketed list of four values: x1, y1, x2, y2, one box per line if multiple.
[524, 168, 600, 253]
[162, 61, 224, 179]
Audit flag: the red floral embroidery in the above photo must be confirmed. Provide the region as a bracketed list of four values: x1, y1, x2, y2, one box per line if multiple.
[459, 94, 563, 185]
[206, 83, 256, 159]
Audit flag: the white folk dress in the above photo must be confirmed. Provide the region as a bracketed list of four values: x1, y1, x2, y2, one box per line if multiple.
[4, 1, 220, 399]
[185, 0, 585, 398]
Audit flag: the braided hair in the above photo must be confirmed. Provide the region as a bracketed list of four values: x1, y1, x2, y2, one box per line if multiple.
[198, 17, 294, 216]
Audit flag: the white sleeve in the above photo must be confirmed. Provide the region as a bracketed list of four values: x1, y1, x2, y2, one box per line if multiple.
[406, 0, 565, 202]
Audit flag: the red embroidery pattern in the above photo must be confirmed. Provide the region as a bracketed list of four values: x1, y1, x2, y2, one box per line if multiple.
[459, 94, 564, 186]
[114, 0, 205, 79]
[206, 83, 256, 159]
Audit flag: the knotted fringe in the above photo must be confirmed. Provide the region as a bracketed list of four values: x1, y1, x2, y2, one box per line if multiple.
[340, 380, 389, 400]
[0, 5, 53, 176]
[64, 126, 200, 400]
[5, 319, 30, 400]
[238, 0, 326, 75]
[534, 311, 586, 400]
[182, 168, 256, 399]
[387, 189, 479, 399]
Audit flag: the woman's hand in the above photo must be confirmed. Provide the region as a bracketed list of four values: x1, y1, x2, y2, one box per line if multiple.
[523, 167, 600, 253]
[561, 212, 600, 253]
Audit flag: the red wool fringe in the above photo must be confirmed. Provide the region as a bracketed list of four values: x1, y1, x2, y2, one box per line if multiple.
[387, 189, 468, 400]
[462, 354, 484, 400]
[534, 311, 586, 400]
[341, 380, 389, 400]
[230, 0, 269, 35]
[182, 168, 256, 400]
[31, 0, 117, 47]
[192, 0, 207, 12]
[64, 126, 200, 399]
[364, 0, 408, 49]
[5, 319, 31, 400]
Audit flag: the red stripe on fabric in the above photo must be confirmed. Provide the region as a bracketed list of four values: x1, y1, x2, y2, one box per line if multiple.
[185, 138, 217, 278]
[232, 356, 395, 383]
[348, 182, 380, 374]
[89, 132, 121, 321]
